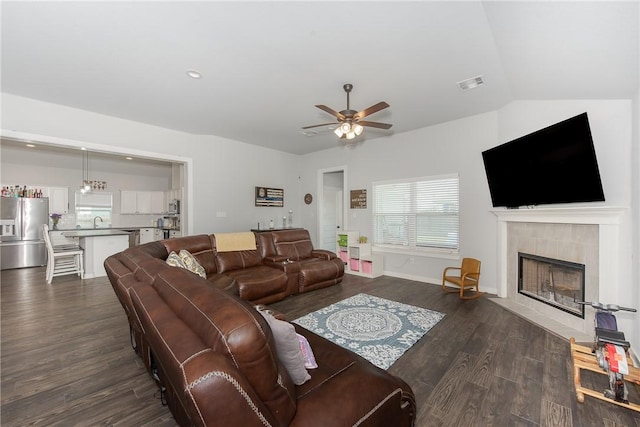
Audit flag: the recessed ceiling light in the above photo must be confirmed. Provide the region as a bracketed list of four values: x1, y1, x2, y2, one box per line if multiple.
[25, 143, 35, 148]
[125, 157, 133, 160]
[186, 70, 202, 79]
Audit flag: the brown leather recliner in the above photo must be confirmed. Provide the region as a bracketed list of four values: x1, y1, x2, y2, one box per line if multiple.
[258, 229, 345, 293]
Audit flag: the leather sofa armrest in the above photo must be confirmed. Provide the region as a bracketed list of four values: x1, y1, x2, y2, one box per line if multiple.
[310, 249, 336, 260]
[263, 259, 301, 275]
[263, 255, 288, 263]
[183, 351, 280, 427]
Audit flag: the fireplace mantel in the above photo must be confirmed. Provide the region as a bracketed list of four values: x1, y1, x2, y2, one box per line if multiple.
[491, 206, 627, 298]
[491, 206, 626, 225]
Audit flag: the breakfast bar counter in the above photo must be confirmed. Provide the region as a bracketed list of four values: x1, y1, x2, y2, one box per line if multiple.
[62, 229, 130, 278]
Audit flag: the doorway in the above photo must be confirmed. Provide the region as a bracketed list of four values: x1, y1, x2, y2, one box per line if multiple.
[317, 167, 347, 251]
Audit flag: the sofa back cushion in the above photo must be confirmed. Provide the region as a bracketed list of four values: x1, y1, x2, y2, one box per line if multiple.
[215, 250, 263, 273]
[163, 235, 217, 275]
[271, 229, 314, 260]
[151, 268, 297, 426]
[256, 232, 276, 259]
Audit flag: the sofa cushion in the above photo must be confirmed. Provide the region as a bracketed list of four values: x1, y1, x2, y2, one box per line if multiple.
[216, 250, 263, 273]
[298, 258, 344, 287]
[224, 265, 288, 303]
[271, 229, 314, 260]
[151, 268, 297, 426]
[259, 311, 310, 385]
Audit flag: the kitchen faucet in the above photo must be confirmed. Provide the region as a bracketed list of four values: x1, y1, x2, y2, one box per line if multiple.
[93, 216, 104, 229]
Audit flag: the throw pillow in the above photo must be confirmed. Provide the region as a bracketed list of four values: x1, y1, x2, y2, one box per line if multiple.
[260, 311, 311, 385]
[179, 249, 207, 278]
[166, 251, 186, 268]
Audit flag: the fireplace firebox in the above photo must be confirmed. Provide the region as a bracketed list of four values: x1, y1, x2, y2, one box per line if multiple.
[518, 252, 585, 318]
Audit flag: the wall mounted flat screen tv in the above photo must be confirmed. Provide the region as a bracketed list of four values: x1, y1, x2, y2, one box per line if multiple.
[482, 112, 605, 208]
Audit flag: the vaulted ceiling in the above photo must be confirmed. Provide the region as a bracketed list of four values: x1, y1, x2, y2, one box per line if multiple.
[2, 1, 638, 155]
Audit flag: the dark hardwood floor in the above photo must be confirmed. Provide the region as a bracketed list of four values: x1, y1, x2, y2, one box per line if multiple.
[1, 267, 639, 426]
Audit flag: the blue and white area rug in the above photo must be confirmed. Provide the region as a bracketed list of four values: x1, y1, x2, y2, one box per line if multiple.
[293, 293, 445, 370]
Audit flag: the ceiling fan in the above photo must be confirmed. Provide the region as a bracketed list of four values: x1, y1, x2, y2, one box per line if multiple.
[302, 84, 392, 140]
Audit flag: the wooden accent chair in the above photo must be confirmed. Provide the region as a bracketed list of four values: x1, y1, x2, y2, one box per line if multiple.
[442, 257, 484, 299]
[42, 224, 84, 284]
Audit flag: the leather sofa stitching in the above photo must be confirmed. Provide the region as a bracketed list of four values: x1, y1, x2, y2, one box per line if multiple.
[353, 388, 404, 426]
[185, 370, 273, 427]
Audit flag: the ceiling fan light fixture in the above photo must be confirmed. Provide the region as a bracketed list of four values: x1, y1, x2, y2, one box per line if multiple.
[334, 127, 345, 138]
[353, 123, 364, 136]
[346, 131, 356, 140]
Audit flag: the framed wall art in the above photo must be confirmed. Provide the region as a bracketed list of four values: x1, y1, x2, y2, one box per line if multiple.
[255, 186, 284, 207]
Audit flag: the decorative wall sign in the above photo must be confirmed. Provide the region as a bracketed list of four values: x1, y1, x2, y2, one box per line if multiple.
[350, 189, 367, 209]
[255, 187, 284, 207]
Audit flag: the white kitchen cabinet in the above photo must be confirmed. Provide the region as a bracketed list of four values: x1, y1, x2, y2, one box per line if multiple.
[135, 191, 152, 213]
[139, 228, 155, 244]
[120, 191, 138, 214]
[150, 191, 165, 214]
[120, 190, 165, 214]
[154, 229, 164, 241]
[47, 187, 69, 214]
[169, 230, 181, 238]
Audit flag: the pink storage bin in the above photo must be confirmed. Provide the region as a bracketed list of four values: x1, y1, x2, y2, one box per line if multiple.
[339, 250, 348, 262]
[362, 261, 373, 274]
[349, 259, 360, 271]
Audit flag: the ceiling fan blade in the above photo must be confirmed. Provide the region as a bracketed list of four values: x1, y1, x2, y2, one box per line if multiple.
[301, 122, 338, 130]
[354, 101, 390, 120]
[315, 105, 345, 120]
[357, 120, 393, 130]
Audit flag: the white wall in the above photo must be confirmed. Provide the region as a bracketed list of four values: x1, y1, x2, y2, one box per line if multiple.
[301, 111, 499, 288]
[2, 95, 635, 314]
[1, 94, 301, 234]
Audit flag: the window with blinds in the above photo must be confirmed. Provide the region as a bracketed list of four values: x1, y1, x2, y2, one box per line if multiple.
[372, 174, 459, 254]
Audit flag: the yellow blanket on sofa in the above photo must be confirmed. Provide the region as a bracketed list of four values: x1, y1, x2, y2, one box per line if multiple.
[215, 232, 257, 252]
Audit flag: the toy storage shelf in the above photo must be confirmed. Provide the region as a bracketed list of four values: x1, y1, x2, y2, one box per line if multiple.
[336, 231, 383, 278]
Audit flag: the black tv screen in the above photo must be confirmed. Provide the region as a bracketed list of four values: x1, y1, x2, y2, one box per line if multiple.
[482, 112, 605, 208]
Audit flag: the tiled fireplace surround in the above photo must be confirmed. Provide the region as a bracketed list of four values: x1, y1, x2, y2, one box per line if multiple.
[490, 207, 626, 342]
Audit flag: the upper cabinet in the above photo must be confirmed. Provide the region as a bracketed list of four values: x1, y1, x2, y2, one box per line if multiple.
[47, 187, 69, 214]
[120, 190, 165, 214]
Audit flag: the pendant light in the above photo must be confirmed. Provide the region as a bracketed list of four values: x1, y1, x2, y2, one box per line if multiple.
[80, 149, 91, 194]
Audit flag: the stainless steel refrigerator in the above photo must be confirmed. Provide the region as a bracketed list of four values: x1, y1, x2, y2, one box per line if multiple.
[1, 197, 49, 270]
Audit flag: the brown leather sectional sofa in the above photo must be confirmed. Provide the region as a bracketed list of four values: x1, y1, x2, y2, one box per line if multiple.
[104, 229, 416, 426]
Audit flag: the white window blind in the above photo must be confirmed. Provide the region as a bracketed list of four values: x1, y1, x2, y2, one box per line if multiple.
[373, 174, 459, 254]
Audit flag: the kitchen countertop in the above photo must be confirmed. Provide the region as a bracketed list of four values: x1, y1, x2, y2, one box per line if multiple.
[61, 229, 132, 237]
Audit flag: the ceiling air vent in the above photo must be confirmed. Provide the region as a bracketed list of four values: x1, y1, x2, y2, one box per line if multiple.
[457, 76, 484, 91]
